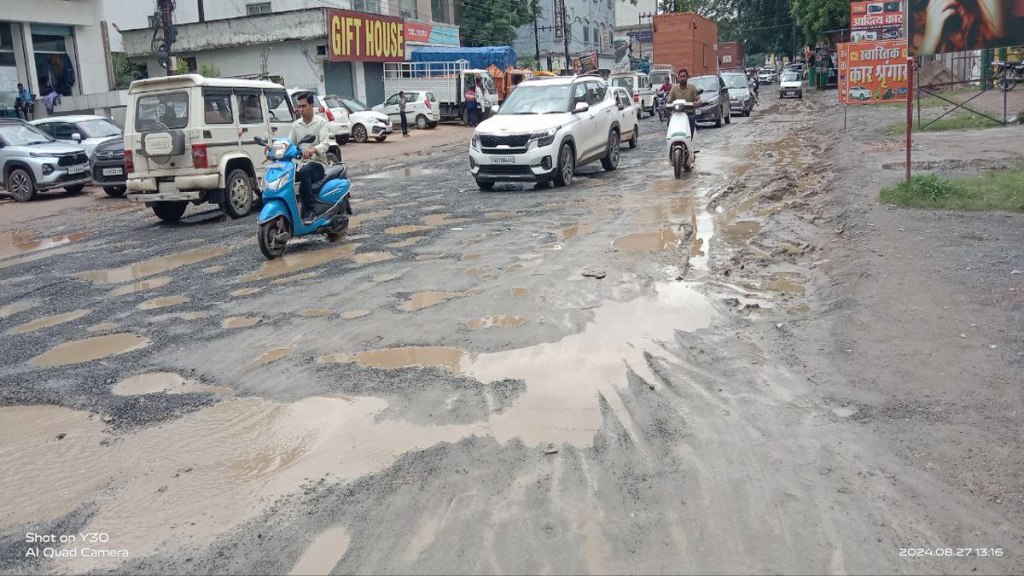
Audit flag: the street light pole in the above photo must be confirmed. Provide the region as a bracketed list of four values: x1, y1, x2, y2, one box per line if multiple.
[561, 0, 570, 74]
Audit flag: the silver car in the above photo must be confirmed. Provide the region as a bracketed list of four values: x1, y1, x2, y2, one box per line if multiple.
[0, 119, 91, 202]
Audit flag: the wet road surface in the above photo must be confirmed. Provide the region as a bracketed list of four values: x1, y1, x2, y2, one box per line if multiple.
[1, 87, 1020, 575]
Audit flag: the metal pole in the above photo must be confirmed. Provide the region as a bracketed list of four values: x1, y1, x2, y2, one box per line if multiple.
[534, 6, 541, 68]
[638, 15, 643, 58]
[906, 57, 913, 185]
[561, 0, 570, 75]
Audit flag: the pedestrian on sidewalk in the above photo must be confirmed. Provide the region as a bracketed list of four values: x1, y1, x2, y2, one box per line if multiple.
[398, 91, 409, 137]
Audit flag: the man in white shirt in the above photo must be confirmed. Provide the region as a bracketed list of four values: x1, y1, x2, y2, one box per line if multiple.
[289, 92, 332, 222]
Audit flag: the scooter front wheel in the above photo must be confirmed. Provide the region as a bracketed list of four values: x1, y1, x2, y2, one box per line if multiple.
[672, 148, 683, 179]
[258, 218, 290, 259]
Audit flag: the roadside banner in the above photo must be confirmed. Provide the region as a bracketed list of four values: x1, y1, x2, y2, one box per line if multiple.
[327, 9, 405, 62]
[837, 40, 909, 104]
[908, 0, 1024, 55]
[850, 1, 904, 42]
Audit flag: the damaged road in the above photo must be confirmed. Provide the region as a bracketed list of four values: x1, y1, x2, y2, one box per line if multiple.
[1, 86, 1021, 575]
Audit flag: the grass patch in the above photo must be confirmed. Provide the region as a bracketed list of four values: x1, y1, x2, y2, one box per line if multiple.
[884, 112, 1004, 134]
[880, 169, 1024, 211]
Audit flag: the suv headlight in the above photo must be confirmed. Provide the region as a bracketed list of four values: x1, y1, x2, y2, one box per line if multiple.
[702, 97, 720, 107]
[471, 133, 480, 150]
[530, 127, 557, 148]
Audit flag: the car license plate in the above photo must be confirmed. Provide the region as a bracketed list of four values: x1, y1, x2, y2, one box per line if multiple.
[490, 156, 516, 165]
[102, 167, 123, 176]
[67, 164, 87, 175]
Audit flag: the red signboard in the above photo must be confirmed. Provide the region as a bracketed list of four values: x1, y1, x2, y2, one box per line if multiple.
[404, 21, 432, 44]
[837, 40, 909, 105]
[327, 9, 405, 62]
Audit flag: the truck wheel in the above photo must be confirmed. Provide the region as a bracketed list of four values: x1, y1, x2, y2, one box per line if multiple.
[5, 167, 37, 202]
[553, 143, 574, 187]
[415, 115, 428, 129]
[104, 185, 127, 197]
[153, 201, 187, 223]
[352, 124, 368, 143]
[601, 131, 620, 171]
[222, 169, 254, 219]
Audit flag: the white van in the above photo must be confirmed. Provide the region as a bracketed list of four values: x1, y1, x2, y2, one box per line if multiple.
[124, 75, 342, 223]
[609, 72, 656, 118]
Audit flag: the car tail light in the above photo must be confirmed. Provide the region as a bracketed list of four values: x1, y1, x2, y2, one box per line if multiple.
[320, 106, 335, 121]
[424, 99, 432, 109]
[191, 144, 208, 169]
[124, 149, 134, 173]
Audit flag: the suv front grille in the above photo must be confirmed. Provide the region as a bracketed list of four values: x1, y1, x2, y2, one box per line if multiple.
[57, 153, 89, 166]
[480, 134, 531, 148]
[479, 165, 533, 175]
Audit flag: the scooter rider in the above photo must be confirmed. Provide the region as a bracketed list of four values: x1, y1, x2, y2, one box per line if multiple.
[290, 92, 332, 223]
[668, 68, 699, 135]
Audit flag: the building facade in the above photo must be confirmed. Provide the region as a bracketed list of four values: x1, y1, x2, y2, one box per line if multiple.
[2, 0, 123, 120]
[117, 2, 460, 106]
[514, 0, 617, 72]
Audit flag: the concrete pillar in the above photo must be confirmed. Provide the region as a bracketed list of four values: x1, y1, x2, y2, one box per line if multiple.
[354, 62, 367, 103]
[20, 23, 39, 97]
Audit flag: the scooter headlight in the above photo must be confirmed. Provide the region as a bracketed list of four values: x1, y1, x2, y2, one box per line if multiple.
[271, 141, 289, 160]
[263, 172, 287, 191]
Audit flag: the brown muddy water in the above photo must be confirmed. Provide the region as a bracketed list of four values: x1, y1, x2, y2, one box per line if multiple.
[613, 229, 683, 252]
[112, 372, 231, 396]
[223, 316, 262, 329]
[108, 277, 172, 298]
[31, 333, 151, 367]
[0, 230, 90, 258]
[138, 296, 189, 310]
[466, 316, 527, 330]
[77, 247, 229, 284]
[9, 309, 91, 334]
[401, 291, 467, 312]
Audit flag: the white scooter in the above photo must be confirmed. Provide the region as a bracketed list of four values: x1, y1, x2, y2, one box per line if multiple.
[666, 99, 697, 178]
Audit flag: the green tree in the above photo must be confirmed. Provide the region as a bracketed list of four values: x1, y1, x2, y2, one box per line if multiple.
[199, 62, 220, 77]
[462, 0, 536, 46]
[789, 0, 848, 45]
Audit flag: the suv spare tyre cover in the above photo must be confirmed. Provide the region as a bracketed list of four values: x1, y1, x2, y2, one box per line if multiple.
[141, 130, 186, 159]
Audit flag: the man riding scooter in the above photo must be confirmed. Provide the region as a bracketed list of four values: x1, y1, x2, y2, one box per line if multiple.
[290, 92, 332, 223]
[668, 68, 700, 136]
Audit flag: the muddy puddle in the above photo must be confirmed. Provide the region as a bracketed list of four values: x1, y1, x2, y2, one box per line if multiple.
[511, 288, 528, 298]
[422, 214, 469, 227]
[231, 287, 260, 297]
[349, 210, 393, 228]
[257, 347, 294, 366]
[361, 167, 437, 180]
[415, 254, 443, 262]
[77, 247, 229, 284]
[386, 236, 425, 248]
[86, 322, 120, 333]
[385, 225, 434, 235]
[561, 224, 590, 240]
[290, 527, 351, 576]
[401, 291, 467, 312]
[223, 316, 262, 329]
[147, 311, 211, 323]
[202, 265, 224, 274]
[761, 272, 805, 294]
[273, 272, 318, 285]
[241, 244, 359, 282]
[486, 211, 516, 219]
[461, 253, 482, 261]
[108, 277, 172, 298]
[373, 273, 401, 283]
[340, 309, 370, 320]
[320, 347, 468, 375]
[613, 229, 683, 252]
[302, 308, 334, 318]
[9, 309, 90, 334]
[31, 333, 150, 367]
[0, 230, 90, 259]
[466, 316, 527, 330]
[112, 372, 231, 396]
[138, 295, 189, 310]
[720, 220, 762, 245]
[352, 251, 395, 265]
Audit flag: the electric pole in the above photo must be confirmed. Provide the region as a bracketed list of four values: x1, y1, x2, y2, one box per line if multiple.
[534, 3, 541, 68]
[639, 12, 655, 61]
[561, 0, 570, 74]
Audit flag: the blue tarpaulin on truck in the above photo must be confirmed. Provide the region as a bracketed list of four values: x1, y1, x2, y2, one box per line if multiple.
[409, 46, 518, 71]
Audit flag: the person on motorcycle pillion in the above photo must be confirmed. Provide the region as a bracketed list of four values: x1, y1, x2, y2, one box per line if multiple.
[668, 68, 700, 135]
[290, 92, 333, 223]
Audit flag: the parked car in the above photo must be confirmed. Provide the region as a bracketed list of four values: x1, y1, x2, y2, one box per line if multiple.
[329, 95, 393, 143]
[125, 74, 324, 222]
[779, 71, 804, 99]
[30, 115, 122, 157]
[610, 86, 639, 148]
[469, 75, 622, 190]
[373, 91, 441, 130]
[721, 72, 755, 116]
[0, 119, 90, 202]
[609, 72, 656, 118]
[90, 137, 128, 197]
[286, 89, 352, 146]
[689, 74, 731, 127]
[849, 86, 873, 101]
[757, 67, 778, 84]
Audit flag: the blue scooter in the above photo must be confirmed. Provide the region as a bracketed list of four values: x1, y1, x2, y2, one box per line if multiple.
[253, 135, 353, 259]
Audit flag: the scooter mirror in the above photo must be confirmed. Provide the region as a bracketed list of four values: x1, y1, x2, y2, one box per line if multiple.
[299, 134, 316, 144]
[253, 136, 268, 146]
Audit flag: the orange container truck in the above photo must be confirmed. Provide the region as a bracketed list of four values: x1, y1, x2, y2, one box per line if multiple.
[651, 13, 719, 77]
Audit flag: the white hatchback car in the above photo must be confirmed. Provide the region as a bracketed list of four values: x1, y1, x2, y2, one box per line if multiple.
[610, 87, 639, 149]
[329, 95, 394, 143]
[779, 71, 803, 99]
[374, 91, 440, 130]
[287, 89, 352, 145]
[31, 115, 122, 157]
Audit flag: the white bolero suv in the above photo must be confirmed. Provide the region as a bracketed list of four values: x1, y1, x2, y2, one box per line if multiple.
[469, 74, 622, 190]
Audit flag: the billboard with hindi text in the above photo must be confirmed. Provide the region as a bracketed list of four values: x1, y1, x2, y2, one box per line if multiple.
[837, 40, 909, 105]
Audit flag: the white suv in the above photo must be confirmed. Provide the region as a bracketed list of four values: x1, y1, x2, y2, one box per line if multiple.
[469, 75, 621, 190]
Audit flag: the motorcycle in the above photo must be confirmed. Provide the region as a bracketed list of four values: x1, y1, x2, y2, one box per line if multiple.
[655, 92, 669, 122]
[253, 134, 353, 259]
[666, 99, 696, 178]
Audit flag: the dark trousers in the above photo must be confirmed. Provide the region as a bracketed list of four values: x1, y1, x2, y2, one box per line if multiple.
[399, 110, 408, 135]
[297, 162, 325, 217]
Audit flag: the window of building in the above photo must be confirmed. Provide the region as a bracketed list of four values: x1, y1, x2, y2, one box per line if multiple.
[431, 0, 454, 24]
[400, 0, 417, 19]
[31, 24, 76, 97]
[593, 27, 598, 47]
[583, 26, 589, 43]
[246, 2, 272, 15]
[353, 0, 380, 13]
[0, 23, 15, 67]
